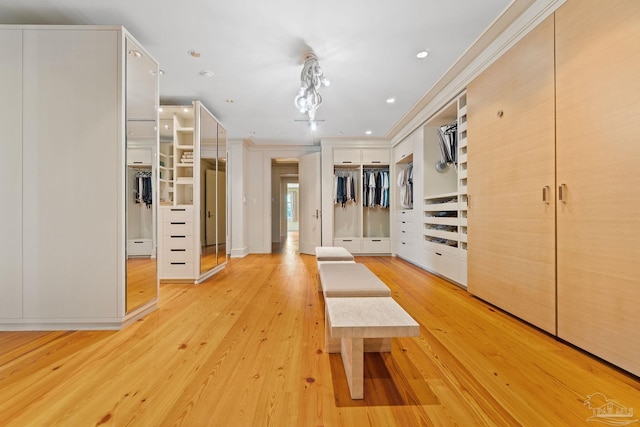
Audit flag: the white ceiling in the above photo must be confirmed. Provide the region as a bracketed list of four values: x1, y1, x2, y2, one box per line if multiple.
[1, 0, 527, 145]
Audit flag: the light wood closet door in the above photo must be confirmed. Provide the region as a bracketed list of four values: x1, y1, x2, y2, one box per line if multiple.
[555, 0, 640, 376]
[467, 16, 556, 334]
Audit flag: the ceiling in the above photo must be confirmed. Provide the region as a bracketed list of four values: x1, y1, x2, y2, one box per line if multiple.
[1, 0, 528, 145]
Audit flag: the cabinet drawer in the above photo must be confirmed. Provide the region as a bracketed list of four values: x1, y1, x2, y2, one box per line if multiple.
[164, 248, 194, 263]
[161, 206, 193, 222]
[161, 262, 195, 279]
[163, 234, 194, 250]
[333, 238, 362, 253]
[361, 238, 390, 253]
[164, 221, 193, 236]
[333, 149, 361, 165]
[396, 209, 415, 222]
[423, 247, 463, 284]
[396, 219, 415, 232]
[394, 240, 420, 263]
[395, 228, 417, 245]
[362, 148, 389, 165]
[127, 238, 152, 256]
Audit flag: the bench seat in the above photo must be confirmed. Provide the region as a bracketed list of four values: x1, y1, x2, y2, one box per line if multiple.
[314, 246, 354, 261]
[318, 263, 390, 298]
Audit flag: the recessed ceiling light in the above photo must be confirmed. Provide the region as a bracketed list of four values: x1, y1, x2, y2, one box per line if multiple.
[183, 108, 189, 113]
[365, 130, 373, 135]
[416, 50, 429, 59]
[199, 70, 214, 77]
[128, 50, 142, 58]
[386, 97, 396, 104]
[163, 124, 169, 130]
[188, 50, 201, 58]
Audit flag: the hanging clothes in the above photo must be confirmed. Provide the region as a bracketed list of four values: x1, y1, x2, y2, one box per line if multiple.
[134, 170, 153, 208]
[397, 164, 413, 208]
[363, 169, 390, 209]
[334, 169, 357, 207]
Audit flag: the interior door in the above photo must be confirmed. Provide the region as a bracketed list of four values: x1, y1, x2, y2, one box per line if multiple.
[555, 0, 640, 376]
[299, 152, 322, 255]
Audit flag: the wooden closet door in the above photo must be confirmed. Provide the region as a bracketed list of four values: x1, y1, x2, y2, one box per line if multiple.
[467, 16, 556, 334]
[555, 0, 640, 376]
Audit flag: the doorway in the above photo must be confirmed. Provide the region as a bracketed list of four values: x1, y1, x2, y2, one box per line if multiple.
[271, 159, 299, 254]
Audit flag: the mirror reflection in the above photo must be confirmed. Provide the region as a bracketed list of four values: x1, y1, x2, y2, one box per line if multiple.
[125, 38, 158, 313]
[199, 104, 227, 275]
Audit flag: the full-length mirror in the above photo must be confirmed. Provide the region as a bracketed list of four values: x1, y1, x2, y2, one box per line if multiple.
[199, 103, 227, 276]
[216, 126, 227, 266]
[125, 37, 158, 313]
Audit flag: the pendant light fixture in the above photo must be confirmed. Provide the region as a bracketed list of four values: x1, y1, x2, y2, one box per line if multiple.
[294, 52, 329, 128]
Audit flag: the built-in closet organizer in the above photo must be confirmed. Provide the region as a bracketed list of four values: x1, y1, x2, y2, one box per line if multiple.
[321, 143, 391, 254]
[158, 102, 227, 282]
[392, 91, 468, 287]
[393, 129, 420, 265]
[468, 0, 640, 377]
[0, 25, 159, 329]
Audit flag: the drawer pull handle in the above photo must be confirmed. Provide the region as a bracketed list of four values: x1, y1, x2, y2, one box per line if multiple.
[371, 161, 381, 164]
[170, 249, 186, 252]
[341, 161, 352, 164]
[170, 208, 186, 212]
[171, 235, 186, 238]
[170, 262, 186, 265]
[343, 239, 352, 242]
[435, 252, 442, 256]
[372, 239, 381, 242]
[171, 222, 186, 225]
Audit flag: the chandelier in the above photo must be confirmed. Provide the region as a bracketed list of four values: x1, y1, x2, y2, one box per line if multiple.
[294, 52, 329, 127]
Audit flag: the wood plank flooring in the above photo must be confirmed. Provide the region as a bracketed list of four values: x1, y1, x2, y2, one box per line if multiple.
[1, 247, 639, 426]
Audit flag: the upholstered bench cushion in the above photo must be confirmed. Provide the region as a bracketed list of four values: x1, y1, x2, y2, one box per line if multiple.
[319, 263, 390, 298]
[315, 246, 354, 261]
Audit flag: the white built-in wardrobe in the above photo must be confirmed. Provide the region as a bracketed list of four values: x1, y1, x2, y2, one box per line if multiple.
[0, 25, 159, 330]
[321, 141, 391, 254]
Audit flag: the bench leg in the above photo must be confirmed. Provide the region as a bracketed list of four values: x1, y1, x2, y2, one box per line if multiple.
[341, 337, 364, 399]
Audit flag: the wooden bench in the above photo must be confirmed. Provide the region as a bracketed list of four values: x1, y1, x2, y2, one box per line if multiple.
[318, 262, 392, 352]
[324, 296, 420, 399]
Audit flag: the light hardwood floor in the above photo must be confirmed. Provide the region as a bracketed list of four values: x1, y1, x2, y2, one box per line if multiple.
[1, 246, 639, 426]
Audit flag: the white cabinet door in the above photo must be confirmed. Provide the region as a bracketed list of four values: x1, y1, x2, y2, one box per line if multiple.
[0, 29, 23, 319]
[22, 29, 121, 319]
[362, 148, 389, 165]
[333, 148, 361, 165]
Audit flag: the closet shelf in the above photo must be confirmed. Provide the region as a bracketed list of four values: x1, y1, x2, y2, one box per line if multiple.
[422, 216, 459, 226]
